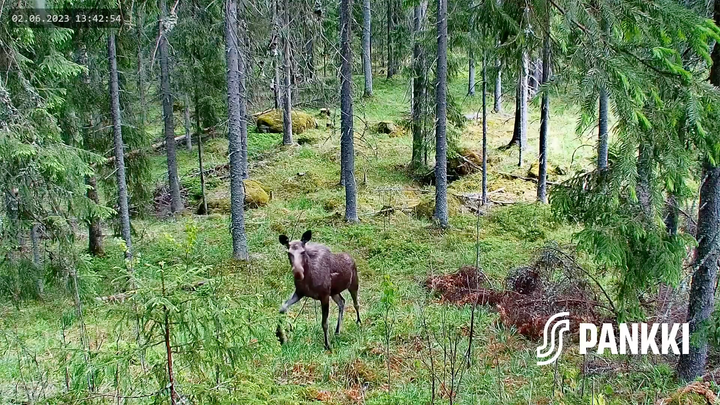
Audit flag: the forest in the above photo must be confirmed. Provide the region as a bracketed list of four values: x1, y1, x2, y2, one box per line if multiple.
[1, 0, 720, 403]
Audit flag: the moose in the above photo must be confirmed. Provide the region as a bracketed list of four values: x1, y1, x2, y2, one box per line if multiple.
[278, 230, 360, 350]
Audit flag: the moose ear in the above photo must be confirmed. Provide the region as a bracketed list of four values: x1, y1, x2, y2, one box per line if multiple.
[279, 235, 289, 247]
[301, 230, 312, 244]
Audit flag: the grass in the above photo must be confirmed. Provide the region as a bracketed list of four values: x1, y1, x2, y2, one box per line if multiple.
[0, 71, 690, 405]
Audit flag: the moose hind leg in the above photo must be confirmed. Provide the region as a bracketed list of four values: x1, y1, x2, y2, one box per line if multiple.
[332, 294, 345, 334]
[349, 287, 361, 324]
[321, 297, 331, 350]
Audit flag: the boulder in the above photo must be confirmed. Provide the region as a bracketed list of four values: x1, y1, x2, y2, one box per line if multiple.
[449, 148, 484, 176]
[527, 162, 564, 179]
[376, 121, 397, 134]
[256, 110, 318, 135]
[244, 179, 270, 208]
[412, 195, 461, 220]
[197, 179, 270, 214]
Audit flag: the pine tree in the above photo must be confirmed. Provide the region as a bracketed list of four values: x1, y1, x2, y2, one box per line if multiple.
[340, 0, 358, 223]
[282, 0, 294, 145]
[225, 0, 249, 260]
[434, 0, 449, 228]
[159, 0, 183, 214]
[362, 0, 373, 97]
[108, 33, 133, 263]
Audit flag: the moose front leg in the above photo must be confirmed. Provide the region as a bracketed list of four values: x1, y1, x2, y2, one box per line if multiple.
[279, 291, 302, 314]
[321, 296, 331, 350]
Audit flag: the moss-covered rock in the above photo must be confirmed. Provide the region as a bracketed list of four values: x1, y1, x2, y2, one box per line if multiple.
[256, 110, 318, 135]
[197, 179, 270, 214]
[376, 121, 397, 134]
[527, 162, 562, 180]
[244, 179, 270, 208]
[448, 148, 484, 176]
[412, 195, 461, 219]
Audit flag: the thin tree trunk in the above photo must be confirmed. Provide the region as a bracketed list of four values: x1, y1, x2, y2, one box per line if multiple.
[160, 0, 183, 214]
[237, 0, 249, 179]
[303, 18, 315, 81]
[677, 164, 720, 380]
[5, 189, 20, 302]
[282, 0, 293, 145]
[434, 0, 448, 228]
[161, 272, 178, 405]
[340, 0, 358, 222]
[468, 51, 475, 96]
[194, 84, 208, 215]
[31, 224, 42, 296]
[86, 175, 104, 257]
[482, 54, 488, 204]
[664, 193, 679, 236]
[537, 14, 550, 204]
[519, 50, 529, 167]
[597, 86, 609, 170]
[362, 0, 373, 97]
[137, 10, 147, 143]
[225, 0, 249, 260]
[273, 0, 282, 109]
[677, 0, 720, 380]
[386, 0, 394, 79]
[494, 58, 502, 113]
[108, 33, 133, 263]
[636, 142, 654, 221]
[184, 95, 192, 150]
[411, 2, 427, 169]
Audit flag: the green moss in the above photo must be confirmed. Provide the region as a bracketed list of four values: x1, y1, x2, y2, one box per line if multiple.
[256, 110, 318, 135]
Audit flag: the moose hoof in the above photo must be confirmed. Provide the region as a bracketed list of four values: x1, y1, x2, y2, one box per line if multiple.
[279, 306, 287, 314]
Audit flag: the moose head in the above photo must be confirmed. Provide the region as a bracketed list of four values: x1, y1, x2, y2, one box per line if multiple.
[279, 230, 312, 281]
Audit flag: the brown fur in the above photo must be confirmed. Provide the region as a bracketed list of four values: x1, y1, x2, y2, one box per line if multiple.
[279, 230, 360, 350]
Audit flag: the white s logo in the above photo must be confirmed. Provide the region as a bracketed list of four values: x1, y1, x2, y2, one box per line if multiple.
[536, 312, 570, 366]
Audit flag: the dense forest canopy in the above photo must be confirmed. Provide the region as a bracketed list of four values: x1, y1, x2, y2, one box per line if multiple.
[1, 0, 720, 403]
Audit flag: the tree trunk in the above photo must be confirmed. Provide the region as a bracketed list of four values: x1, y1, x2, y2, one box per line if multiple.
[411, 2, 427, 169]
[482, 54, 488, 204]
[273, 0, 282, 109]
[468, 51, 475, 96]
[30, 223, 43, 296]
[494, 58, 502, 113]
[362, 0, 373, 97]
[677, 0, 720, 380]
[303, 19, 315, 81]
[677, 164, 720, 380]
[160, 0, 183, 214]
[506, 81, 521, 150]
[636, 142, 654, 221]
[237, 0, 249, 179]
[434, 0, 448, 228]
[386, 0, 395, 79]
[184, 95, 192, 150]
[340, 0, 358, 222]
[194, 84, 208, 215]
[597, 86, 609, 170]
[86, 175, 104, 257]
[537, 17, 550, 204]
[282, 0, 293, 145]
[108, 33, 133, 263]
[225, 0, 249, 260]
[519, 51, 529, 167]
[5, 189, 20, 302]
[137, 10, 147, 143]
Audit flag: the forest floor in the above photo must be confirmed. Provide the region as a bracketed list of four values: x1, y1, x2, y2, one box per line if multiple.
[0, 75, 694, 405]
